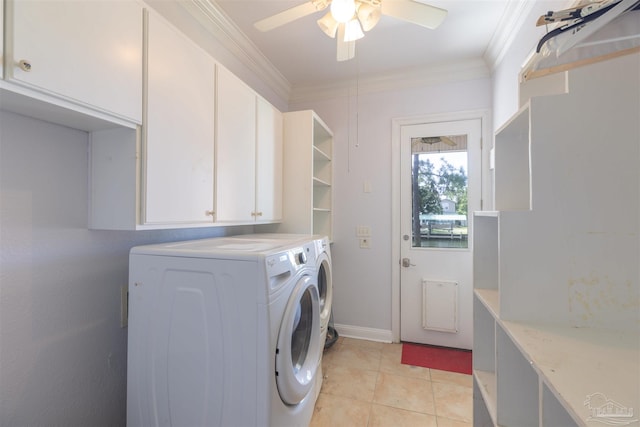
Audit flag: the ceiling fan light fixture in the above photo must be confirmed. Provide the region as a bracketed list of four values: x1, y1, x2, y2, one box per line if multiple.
[356, 2, 381, 31]
[330, 0, 356, 23]
[343, 18, 364, 41]
[317, 12, 339, 37]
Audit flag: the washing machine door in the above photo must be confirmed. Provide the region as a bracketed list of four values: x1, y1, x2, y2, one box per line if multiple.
[275, 274, 321, 406]
[317, 252, 332, 327]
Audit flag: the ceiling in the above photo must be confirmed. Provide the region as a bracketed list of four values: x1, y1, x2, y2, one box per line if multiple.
[212, 0, 513, 90]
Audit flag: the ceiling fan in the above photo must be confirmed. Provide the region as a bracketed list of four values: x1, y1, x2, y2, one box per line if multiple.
[254, 0, 447, 61]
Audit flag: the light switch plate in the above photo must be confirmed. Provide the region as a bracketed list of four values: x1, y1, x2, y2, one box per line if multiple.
[356, 225, 371, 237]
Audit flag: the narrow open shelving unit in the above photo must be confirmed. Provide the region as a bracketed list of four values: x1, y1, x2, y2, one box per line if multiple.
[262, 110, 333, 240]
[473, 53, 640, 427]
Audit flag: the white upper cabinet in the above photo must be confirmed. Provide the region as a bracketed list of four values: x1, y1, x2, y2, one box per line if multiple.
[143, 9, 216, 226]
[6, 0, 143, 123]
[256, 96, 283, 222]
[214, 66, 256, 223]
[215, 66, 283, 224]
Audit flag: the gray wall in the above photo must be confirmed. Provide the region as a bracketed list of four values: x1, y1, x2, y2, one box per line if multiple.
[0, 111, 251, 426]
[290, 78, 492, 334]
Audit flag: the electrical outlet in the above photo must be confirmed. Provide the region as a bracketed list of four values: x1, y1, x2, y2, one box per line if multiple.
[120, 285, 128, 328]
[359, 238, 371, 249]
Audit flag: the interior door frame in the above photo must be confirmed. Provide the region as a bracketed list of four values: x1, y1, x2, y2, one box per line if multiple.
[390, 109, 492, 343]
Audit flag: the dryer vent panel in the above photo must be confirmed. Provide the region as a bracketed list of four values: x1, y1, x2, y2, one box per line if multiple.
[422, 280, 458, 333]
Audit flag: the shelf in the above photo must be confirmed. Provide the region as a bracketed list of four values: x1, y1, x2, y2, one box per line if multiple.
[474, 54, 640, 427]
[313, 208, 331, 213]
[473, 214, 498, 291]
[313, 177, 331, 187]
[474, 210, 498, 217]
[496, 325, 539, 427]
[501, 321, 640, 426]
[313, 145, 331, 161]
[542, 382, 578, 427]
[473, 370, 497, 425]
[493, 102, 531, 211]
[474, 289, 499, 319]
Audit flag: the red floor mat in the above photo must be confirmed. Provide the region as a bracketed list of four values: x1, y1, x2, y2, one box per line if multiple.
[401, 342, 472, 375]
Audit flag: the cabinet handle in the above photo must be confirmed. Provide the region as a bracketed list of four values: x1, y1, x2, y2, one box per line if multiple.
[205, 210, 215, 217]
[255, 211, 263, 217]
[18, 60, 32, 72]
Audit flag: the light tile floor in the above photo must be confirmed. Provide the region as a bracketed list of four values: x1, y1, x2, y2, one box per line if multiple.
[310, 337, 473, 427]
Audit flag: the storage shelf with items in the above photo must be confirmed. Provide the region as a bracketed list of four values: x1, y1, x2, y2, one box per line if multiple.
[473, 53, 640, 427]
[261, 110, 333, 240]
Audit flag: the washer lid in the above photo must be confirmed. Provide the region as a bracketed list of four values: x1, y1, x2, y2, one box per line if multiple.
[275, 275, 321, 406]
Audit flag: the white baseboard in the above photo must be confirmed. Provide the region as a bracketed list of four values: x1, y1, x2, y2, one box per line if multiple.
[334, 323, 394, 343]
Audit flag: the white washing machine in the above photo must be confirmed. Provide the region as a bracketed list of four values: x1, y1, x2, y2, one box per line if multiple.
[230, 234, 333, 345]
[127, 236, 322, 427]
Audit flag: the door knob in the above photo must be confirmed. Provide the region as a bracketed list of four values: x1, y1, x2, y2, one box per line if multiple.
[401, 258, 415, 268]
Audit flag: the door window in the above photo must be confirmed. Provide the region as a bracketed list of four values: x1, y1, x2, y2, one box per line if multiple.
[411, 135, 468, 249]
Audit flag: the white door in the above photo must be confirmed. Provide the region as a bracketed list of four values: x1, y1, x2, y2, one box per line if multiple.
[400, 119, 481, 349]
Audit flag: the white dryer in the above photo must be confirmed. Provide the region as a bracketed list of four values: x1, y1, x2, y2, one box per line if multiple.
[127, 237, 322, 427]
[230, 234, 333, 345]
[313, 236, 333, 343]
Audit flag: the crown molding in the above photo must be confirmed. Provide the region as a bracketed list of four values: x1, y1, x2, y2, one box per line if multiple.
[483, 0, 538, 71]
[180, 0, 292, 102]
[289, 58, 490, 105]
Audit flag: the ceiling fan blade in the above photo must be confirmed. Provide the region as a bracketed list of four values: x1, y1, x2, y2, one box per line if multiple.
[254, 1, 326, 32]
[381, 0, 447, 29]
[336, 24, 355, 61]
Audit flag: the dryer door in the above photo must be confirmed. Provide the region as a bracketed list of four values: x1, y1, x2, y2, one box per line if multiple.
[275, 274, 321, 405]
[317, 252, 333, 328]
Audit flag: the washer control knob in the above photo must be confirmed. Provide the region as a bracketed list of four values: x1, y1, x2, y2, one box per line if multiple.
[297, 251, 307, 265]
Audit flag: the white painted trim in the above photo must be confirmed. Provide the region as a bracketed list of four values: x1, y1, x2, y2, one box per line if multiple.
[390, 109, 492, 343]
[290, 58, 489, 104]
[484, 0, 537, 71]
[334, 323, 393, 343]
[180, 0, 291, 102]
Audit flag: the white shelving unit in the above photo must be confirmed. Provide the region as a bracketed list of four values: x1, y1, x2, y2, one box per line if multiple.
[473, 53, 640, 427]
[261, 110, 333, 240]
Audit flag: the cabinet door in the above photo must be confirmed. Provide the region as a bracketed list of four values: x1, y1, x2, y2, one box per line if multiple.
[144, 10, 215, 225]
[256, 97, 283, 222]
[9, 0, 143, 122]
[215, 66, 256, 223]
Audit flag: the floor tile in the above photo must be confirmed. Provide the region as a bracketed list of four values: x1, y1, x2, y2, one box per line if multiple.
[309, 393, 370, 427]
[373, 372, 435, 414]
[379, 353, 431, 381]
[430, 369, 472, 388]
[432, 381, 473, 422]
[368, 404, 438, 427]
[321, 364, 378, 402]
[436, 416, 474, 427]
[311, 338, 473, 427]
[324, 343, 382, 371]
[341, 337, 387, 351]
